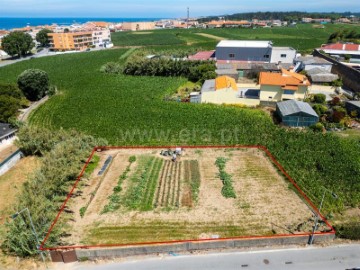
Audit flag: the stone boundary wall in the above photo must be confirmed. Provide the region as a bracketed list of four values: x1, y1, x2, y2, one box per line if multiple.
[76, 234, 335, 260]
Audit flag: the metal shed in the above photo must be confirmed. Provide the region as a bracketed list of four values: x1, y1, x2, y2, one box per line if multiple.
[276, 100, 319, 127]
[345, 101, 360, 116]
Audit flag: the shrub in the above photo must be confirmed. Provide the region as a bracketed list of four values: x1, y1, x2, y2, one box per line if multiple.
[331, 96, 341, 106]
[17, 69, 49, 101]
[312, 104, 328, 116]
[313, 93, 326, 104]
[309, 122, 324, 132]
[100, 62, 122, 74]
[332, 106, 347, 123]
[79, 207, 86, 218]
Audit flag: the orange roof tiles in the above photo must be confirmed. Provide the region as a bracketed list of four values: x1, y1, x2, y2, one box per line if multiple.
[259, 69, 310, 90]
[91, 21, 109, 28]
[215, 76, 238, 91]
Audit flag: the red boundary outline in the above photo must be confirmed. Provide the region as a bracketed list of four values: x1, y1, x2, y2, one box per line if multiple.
[39, 145, 335, 251]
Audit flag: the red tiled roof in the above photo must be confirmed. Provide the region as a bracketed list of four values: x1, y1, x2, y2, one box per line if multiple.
[322, 43, 360, 51]
[345, 44, 360, 51]
[188, 50, 215, 60]
[259, 69, 310, 89]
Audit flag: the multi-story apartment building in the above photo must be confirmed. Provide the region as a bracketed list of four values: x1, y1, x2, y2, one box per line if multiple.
[48, 32, 93, 51]
[92, 29, 111, 47]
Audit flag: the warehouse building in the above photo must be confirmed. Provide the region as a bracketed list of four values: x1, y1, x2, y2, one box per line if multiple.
[276, 100, 319, 127]
[215, 40, 296, 64]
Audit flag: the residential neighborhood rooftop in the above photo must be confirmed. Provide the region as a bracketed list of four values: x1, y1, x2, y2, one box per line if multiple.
[295, 56, 332, 65]
[277, 100, 318, 117]
[188, 50, 215, 61]
[0, 123, 17, 140]
[216, 40, 272, 48]
[307, 67, 339, 83]
[259, 69, 310, 88]
[215, 76, 237, 91]
[321, 43, 360, 52]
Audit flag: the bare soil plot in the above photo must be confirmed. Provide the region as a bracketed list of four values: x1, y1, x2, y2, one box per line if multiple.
[64, 148, 316, 246]
[196, 33, 227, 41]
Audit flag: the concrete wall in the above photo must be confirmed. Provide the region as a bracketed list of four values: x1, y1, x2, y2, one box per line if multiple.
[313, 50, 360, 94]
[270, 48, 296, 64]
[295, 86, 308, 100]
[0, 149, 22, 176]
[260, 85, 283, 101]
[216, 46, 272, 62]
[260, 85, 307, 102]
[76, 234, 335, 260]
[201, 89, 260, 106]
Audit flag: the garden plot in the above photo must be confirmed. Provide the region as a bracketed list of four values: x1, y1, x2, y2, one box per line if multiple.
[65, 147, 317, 246]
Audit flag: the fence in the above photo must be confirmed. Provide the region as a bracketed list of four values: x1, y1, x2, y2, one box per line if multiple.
[39, 145, 336, 262]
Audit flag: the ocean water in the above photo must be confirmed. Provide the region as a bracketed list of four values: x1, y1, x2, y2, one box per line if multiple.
[0, 17, 163, 30]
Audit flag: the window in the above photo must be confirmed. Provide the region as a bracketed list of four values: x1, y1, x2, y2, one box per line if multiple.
[281, 54, 287, 58]
[264, 55, 270, 59]
[229, 53, 235, 58]
[283, 90, 295, 95]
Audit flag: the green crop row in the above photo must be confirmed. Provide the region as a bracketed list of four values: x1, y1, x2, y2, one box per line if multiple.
[102, 156, 136, 214]
[215, 157, 236, 199]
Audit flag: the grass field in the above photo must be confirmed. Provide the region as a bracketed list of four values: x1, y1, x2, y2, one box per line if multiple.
[111, 24, 360, 53]
[64, 148, 317, 246]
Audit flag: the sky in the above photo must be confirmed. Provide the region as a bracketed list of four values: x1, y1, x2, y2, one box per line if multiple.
[0, 0, 359, 18]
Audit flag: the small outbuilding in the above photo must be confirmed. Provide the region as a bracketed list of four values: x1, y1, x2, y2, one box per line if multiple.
[276, 100, 319, 127]
[0, 123, 17, 145]
[345, 101, 360, 116]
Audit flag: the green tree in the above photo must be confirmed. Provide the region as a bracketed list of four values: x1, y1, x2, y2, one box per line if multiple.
[17, 69, 49, 101]
[35, 29, 52, 47]
[0, 95, 21, 123]
[0, 83, 27, 123]
[1, 31, 34, 57]
[313, 93, 326, 104]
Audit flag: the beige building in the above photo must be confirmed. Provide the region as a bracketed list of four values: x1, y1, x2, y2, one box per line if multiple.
[201, 76, 260, 106]
[259, 69, 310, 102]
[48, 32, 93, 51]
[122, 22, 156, 31]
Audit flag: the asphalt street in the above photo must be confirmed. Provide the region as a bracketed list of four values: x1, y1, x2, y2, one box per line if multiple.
[69, 244, 360, 270]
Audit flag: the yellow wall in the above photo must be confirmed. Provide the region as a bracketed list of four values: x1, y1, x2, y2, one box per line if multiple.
[295, 85, 308, 100]
[201, 89, 260, 106]
[260, 85, 283, 101]
[260, 85, 308, 101]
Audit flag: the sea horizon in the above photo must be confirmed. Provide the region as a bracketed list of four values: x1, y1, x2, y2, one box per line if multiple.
[0, 17, 166, 30]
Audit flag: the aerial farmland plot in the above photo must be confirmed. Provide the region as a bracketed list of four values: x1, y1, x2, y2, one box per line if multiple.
[62, 147, 324, 247]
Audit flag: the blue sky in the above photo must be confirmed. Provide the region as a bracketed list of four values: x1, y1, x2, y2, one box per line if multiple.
[0, 0, 359, 18]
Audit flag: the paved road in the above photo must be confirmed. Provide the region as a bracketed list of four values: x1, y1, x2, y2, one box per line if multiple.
[70, 244, 360, 270]
[0, 47, 107, 68]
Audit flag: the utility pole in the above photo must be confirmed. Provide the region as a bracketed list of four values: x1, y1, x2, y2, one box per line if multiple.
[308, 188, 337, 245]
[187, 7, 189, 29]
